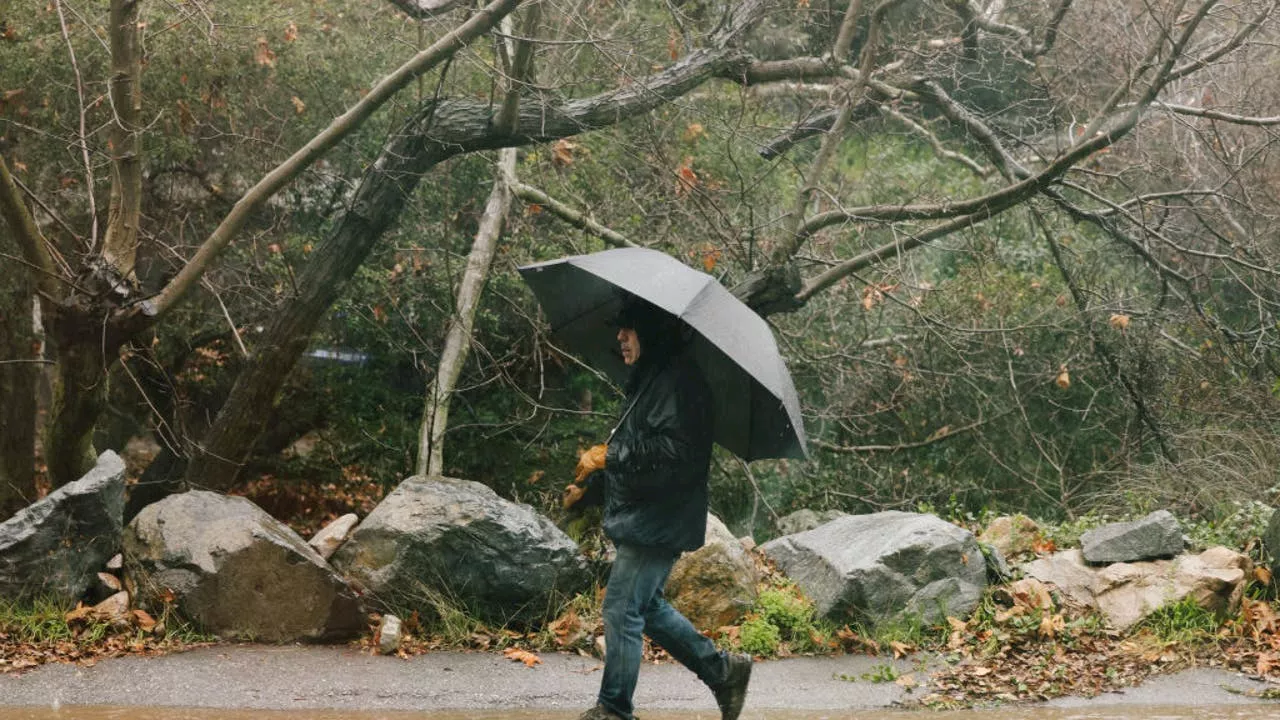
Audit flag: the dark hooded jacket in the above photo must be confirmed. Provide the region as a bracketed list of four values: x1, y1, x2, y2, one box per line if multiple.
[580, 319, 713, 554]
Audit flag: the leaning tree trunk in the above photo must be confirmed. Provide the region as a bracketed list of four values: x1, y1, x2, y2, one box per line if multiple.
[0, 243, 37, 515]
[417, 148, 516, 476]
[182, 116, 446, 492]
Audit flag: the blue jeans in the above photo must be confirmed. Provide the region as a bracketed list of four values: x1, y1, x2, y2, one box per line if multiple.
[597, 543, 730, 719]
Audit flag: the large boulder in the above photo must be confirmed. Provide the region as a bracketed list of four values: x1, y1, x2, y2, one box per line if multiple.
[331, 476, 591, 626]
[123, 491, 363, 642]
[667, 514, 758, 631]
[761, 511, 987, 627]
[0, 451, 126, 602]
[1081, 510, 1184, 564]
[1023, 546, 1249, 630]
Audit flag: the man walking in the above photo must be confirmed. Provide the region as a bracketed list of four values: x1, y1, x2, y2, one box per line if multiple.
[564, 296, 752, 720]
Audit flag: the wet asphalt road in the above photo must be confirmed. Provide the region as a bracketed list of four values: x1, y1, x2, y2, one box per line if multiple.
[0, 645, 1274, 716]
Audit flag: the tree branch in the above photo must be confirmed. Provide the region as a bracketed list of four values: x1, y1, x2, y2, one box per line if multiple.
[812, 418, 985, 453]
[509, 181, 636, 247]
[54, 0, 98, 250]
[102, 0, 144, 284]
[0, 155, 60, 301]
[879, 104, 988, 177]
[493, 4, 540, 136]
[135, 0, 523, 324]
[1150, 102, 1280, 126]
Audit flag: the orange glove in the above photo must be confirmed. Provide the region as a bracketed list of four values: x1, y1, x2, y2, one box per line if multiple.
[562, 483, 587, 510]
[574, 443, 608, 484]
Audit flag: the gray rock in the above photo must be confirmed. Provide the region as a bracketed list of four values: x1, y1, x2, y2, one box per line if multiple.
[0, 450, 126, 603]
[775, 509, 846, 537]
[377, 614, 403, 655]
[331, 476, 591, 626]
[1022, 546, 1250, 630]
[1081, 510, 1184, 564]
[123, 491, 363, 642]
[761, 511, 987, 627]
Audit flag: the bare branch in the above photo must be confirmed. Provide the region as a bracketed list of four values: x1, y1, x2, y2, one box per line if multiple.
[493, 4, 541, 136]
[1166, 0, 1278, 84]
[879, 104, 989, 177]
[812, 418, 985, 453]
[137, 0, 523, 323]
[509, 181, 636, 247]
[1151, 102, 1280, 126]
[774, 0, 907, 265]
[54, 0, 98, 249]
[758, 104, 879, 160]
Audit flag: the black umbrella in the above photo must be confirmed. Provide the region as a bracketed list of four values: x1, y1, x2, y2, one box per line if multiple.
[518, 247, 808, 461]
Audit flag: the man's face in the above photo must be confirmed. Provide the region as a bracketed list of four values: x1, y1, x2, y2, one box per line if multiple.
[617, 327, 642, 366]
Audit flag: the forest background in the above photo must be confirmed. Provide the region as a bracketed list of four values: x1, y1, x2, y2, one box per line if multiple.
[3, 0, 1280, 544]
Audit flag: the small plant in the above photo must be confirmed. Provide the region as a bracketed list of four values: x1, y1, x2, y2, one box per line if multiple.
[1135, 598, 1221, 643]
[756, 587, 814, 635]
[738, 615, 782, 656]
[862, 663, 900, 683]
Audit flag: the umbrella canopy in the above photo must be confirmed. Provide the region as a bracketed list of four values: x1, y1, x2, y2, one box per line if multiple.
[518, 247, 808, 461]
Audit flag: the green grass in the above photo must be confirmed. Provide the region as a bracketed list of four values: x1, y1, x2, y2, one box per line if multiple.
[0, 596, 82, 643]
[1134, 597, 1222, 643]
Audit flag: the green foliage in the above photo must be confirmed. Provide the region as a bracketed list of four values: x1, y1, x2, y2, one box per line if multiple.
[1184, 500, 1274, 554]
[0, 597, 80, 644]
[731, 583, 836, 656]
[756, 587, 815, 636]
[1134, 598, 1222, 643]
[738, 615, 782, 656]
[860, 663, 901, 683]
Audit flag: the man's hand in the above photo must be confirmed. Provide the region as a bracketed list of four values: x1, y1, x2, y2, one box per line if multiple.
[574, 443, 608, 484]
[562, 483, 587, 510]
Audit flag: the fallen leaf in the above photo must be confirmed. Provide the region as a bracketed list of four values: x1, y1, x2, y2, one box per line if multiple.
[1055, 366, 1071, 389]
[254, 37, 276, 67]
[552, 139, 577, 167]
[284, 22, 298, 42]
[291, 96, 305, 114]
[674, 157, 699, 196]
[503, 647, 542, 667]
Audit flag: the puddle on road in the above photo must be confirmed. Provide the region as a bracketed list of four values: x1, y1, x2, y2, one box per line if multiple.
[1, 706, 1279, 720]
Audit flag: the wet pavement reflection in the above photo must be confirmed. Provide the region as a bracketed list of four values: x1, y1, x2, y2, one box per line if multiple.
[1, 706, 1280, 720]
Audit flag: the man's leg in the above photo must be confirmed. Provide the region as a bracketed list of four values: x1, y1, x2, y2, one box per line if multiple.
[643, 595, 728, 685]
[596, 544, 673, 719]
[644, 589, 752, 720]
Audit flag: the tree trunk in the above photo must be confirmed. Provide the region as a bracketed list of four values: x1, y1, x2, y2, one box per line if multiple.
[183, 3, 767, 491]
[182, 113, 446, 492]
[0, 248, 37, 515]
[417, 148, 516, 476]
[43, 306, 114, 488]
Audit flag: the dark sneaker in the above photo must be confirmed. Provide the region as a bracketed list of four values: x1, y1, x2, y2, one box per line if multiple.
[712, 652, 753, 720]
[577, 704, 626, 720]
